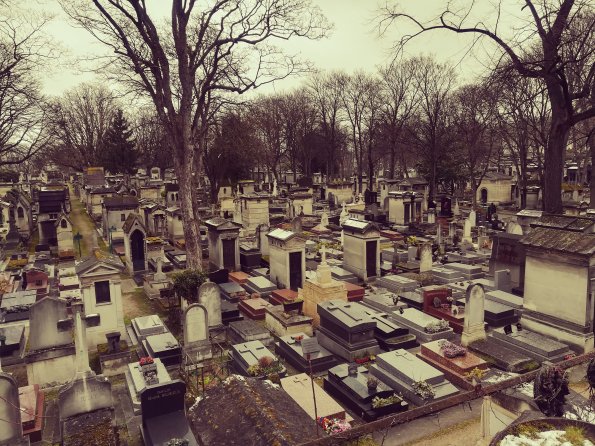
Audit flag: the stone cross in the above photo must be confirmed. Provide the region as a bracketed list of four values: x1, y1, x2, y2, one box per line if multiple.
[154, 256, 167, 281]
[320, 245, 327, 264]
[58, 301, 100, 377]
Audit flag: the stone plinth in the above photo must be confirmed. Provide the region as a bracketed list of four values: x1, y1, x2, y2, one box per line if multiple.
[275, 333, 338, 373]
[238, 297, 270, 320]
[228, 319, 274, 347]
[301, 261, 347, 328]
[265, 306, 313, 337]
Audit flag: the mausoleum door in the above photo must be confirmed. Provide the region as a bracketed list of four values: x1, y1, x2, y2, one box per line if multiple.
[130, 229, 146, 271]
[289, 251, 302, 291]
[366, 241, 377, 278]
[222, 238, 235, 270]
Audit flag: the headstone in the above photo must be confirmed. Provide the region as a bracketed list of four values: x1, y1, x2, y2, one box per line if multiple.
[407, 246, 417, 262]
[506, 221, 523, 235]
[339, 202, 348, 225]
[494, 269, 512, 293]
[463, 218, 472, 243]
[461, 284, 487, 347]
[153, 257, 167, 281]
[468, 210, 477, 227]
[198, 281, 222, 327]
[453, 199, 460, 217]
[320, 211, 329, 228]
[427, 209, 436, 224]
[419, 243, 432, 273]
[105, 331, 121, 353]
[0, 367, 26, 445]
[291, 216, 302, 233]
[449, 222, 456, 237]
[183, 304, 209, 346]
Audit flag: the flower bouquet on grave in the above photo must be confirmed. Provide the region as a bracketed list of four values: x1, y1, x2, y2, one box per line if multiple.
[464, 367, 487, 382]
[439, 341, 467, 358]
[318, 417, 352, 435]
[372, 393, 403, 409]
[247, 356, 284, 377]
[424, 319, 450, 334]
[413, 380, 435, 400]
[139, 356, 155, 366]
[366, 376, 379, 391]
[293, 335, 304, 344]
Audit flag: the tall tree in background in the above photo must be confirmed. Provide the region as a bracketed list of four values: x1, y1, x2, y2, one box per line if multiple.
[47, 83, 117, 170]
[0, 1, 52, 167]
[61, 0, 328, 269]
[134, 109, 172, 174]
[381, 0, 595, 213]
[408, 56, 456, 204]
[101, 109, 137, 174]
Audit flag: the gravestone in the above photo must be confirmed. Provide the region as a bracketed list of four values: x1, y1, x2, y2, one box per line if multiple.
[291, 216, 302, 233]
[321, 211, 329, 227]
[453, 200, 460, 216]
[461, 284, 487, 347]
[106, 332, 121, 354]
[198, 281, 222, 328]
[468, 210, 477, 227]
[494, 269, 512, 293]
[183, 303, 212, 363]
[419, 243, 432, 273]
[506, 221, 523, 235]
[463, 218, 472, 243]
[407, 246, 417, 262]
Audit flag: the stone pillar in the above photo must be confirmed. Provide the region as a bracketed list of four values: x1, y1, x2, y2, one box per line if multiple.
[463, 218, 472, 243]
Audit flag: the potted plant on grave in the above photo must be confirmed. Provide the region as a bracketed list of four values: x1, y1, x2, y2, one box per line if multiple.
[355, 352, 371, 365]
[464, 367, 487, 383]
[371, 393, 404, 409]
[247, 356, 286, 378]
[367, 376, 379, 392]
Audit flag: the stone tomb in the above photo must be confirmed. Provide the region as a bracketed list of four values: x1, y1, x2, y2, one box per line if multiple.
[370, 349, 459, 406]
[489, 327, 573, 363]
[432, 267, 465, 285]
[125, 357, 172, 414]
[166, 249, 187, 269]
[456, 296, 518, 327]
[239, 243, 262, 272]
[242, 276, 277, 300]
[330, 266, 358, 284]
[0, 367, 29, 446]
[205, 217, 242, 272]
[275, 333, 338, 373]
[486, 290, 523, 310]
[0, 290, 36, 322]
[267, 228, 306, 291]
[281, 373, 351, 422]
[390, 308, 454, 344]
[342, 219, 380, 281]
[362, 289, 408, 314]
[443, 263, 484, 280]
[422, 287, 465, 333]
[183, 304, 212, 364]
[123, 213, 148, 274]
[219, 281, 248, 302]
[344, 281, 365, 302]
[19, 384, 44, 442]
[139, 380, 198, 446]
[25, 297, 76, 386]
[142, 331, 182, 367]
[265, 305, 313, 337]
[228, 270, 250, 285]
[418, 340, 490, 390]
[131, 314, 167, 344]
[366, 309, 417, 351]
[228, 319, 274, 347]
[0, 324, 25, 362]
[220, 300, 244, 325]
[324, 364, 409, 422]
[238, 295, 271, 320]
[376, 274, 418, 295]
[230, 340, 287, 378]
[316, 300, 381, 362]
[269, 288, 302, 312]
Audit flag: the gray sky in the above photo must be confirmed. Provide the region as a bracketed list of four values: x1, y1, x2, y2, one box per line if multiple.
[38, 0, 525, 98]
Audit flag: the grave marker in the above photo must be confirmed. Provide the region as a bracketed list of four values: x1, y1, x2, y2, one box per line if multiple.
[461, 284, 487, 347]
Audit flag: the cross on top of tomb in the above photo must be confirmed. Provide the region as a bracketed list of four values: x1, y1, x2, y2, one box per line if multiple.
[58, 301, 100, 377]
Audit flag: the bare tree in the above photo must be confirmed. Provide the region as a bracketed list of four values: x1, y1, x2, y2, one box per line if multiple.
[46, 83, 118, 171]
[0, 2, 53, 167]
[251, 94, 286, 184]
[134, 108, 172, 174]
[407, 56, 456, 204]
[381, 0, 595, 213]
[309, 71, 345, 179]
[452, 82, 499, 207]
[340, 72, 383, 194]
[60, 0, 328, 269]
[378, 60, 418, 178]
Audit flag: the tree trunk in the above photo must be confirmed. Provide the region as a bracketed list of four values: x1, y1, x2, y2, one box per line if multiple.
[175, 146, 203, 270]
[590, 131, 595, 207]
[543, 121, 568, 214]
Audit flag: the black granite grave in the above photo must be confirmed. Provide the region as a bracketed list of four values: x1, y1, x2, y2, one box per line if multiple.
[367, 312, 417, 351]
[240, 244, 262, 272]
[142, 332, 182, 367]
[221, 300, 244, 325]
[275, 333, 339, 373]
[139, 380, 198, 446]
[324, 363, 409, 421]
[208, 268, 229, 284]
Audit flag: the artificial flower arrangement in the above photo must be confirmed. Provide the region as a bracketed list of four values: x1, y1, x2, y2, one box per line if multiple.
[464, 367, 487, 382]
[371, 393, 403, 409]
[318, 417, 352, 435]
[413, 380, 435, 399]
[424, 319, 450, 334]
[247, 356, 284, 377]
[439, 341, 467, 358]
[139, 356, 154, 366]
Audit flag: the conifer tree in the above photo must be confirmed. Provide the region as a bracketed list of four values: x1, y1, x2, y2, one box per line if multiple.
[102, 109, 137, 174]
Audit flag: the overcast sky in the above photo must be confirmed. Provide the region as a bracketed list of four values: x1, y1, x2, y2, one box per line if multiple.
[38, 0, 526, 98]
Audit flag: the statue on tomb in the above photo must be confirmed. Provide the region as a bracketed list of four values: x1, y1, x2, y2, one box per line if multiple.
[533, 364, 569, 417]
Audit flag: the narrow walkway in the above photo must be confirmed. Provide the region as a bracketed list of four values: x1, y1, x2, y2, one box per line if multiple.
[67, 184, 107, 258]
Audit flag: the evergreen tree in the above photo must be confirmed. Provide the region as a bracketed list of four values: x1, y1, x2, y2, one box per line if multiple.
[102, 109, 137, 174]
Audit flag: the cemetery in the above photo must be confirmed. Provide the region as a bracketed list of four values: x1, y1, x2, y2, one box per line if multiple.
[2, 30, 595, 441]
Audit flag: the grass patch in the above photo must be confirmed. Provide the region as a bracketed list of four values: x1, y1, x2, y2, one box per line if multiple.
[563, 426, 586, 446]
[342, 436, 378, 446]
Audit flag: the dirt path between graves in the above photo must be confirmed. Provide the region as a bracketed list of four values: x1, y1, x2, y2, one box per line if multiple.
[67, 184, 108, 258]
